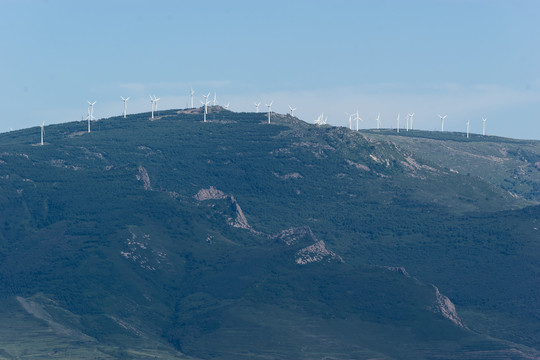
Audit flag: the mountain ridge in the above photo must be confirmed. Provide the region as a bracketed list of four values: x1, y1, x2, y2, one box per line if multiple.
[0, 108, 538, 359]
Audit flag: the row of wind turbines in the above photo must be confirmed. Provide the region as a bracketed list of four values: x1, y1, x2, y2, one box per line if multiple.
[344, 111, 487, 138]
[37, 88, 489, 145]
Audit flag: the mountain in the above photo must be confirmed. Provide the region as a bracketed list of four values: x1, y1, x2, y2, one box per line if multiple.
[0, 106, 538, 359]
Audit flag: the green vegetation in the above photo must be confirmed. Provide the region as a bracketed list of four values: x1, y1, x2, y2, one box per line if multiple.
[0, 107, 538, 359]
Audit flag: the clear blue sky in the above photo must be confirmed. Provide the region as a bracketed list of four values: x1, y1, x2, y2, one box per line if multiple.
[1, 0, 539, 139]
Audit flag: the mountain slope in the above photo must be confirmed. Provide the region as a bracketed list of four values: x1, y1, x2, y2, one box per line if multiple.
[0, 107, 538, 359]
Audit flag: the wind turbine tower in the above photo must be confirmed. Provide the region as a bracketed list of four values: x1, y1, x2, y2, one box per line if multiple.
[376, 113, 381, 130]
[438, 114, 447, 132]
[482, 117, 487, 136]
[265, 101, 273, 124]
[121, 96, 130, 118]
[201, 93, 210, 122]
[254, 102, 261, 113]
[213, 92, 217, 106]
[466, 120, 470, 138]
[406, 114, 410, 131]
[225, 102, 230, 110]
[288, 105, 296, 117]
[40, 122, 45, 145]
[396, 113, 400, 133]
[190, 88, 195, 108]
[87, 101, 96, 133]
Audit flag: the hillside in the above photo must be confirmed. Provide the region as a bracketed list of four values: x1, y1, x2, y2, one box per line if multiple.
[0, 107, 538, 359]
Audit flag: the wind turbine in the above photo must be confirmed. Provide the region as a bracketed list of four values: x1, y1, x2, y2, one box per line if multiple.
[355, 110, 361, 131]
[438, 114, 447, 132]
[190, 87, 195, 108]
[315, 113, 327, 126]
[224, 102, 230, 110]
[466, 120, 470, 138]
[406, 114, 410, 131]
[150, 95, 160, 119]
[201, 93, 210, 122]
[254, 102, 261, 113]
[288, 105, 297, 117]
[376, 113, 381, 130]
[265, 101, 273, 124]
[482, 117, 487, 136]
[87, 101, 96, 133]
[408, 113, 415, 130]
[213, 92, 217, 106]
[346, 112, 354, 130]
[40, 122, 45, 145]
[396, 113, 400, 133]
[121, 96, 130, 118]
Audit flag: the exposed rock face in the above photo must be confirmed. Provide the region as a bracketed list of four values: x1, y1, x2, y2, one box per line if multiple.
[384, 266, 410, 277]
[295, 240, 344, 265]
[229, 195, 250, 230]
[195, 187, 259, 234]
[346, 159, 371, 172]
[194, 186, 227, 201]
[432, 285, 465, 328]
[384, 266, 465, 328]
[194, 188, 343, 264]
[271, 226, 315, 246]
[272, 172, 303, 180]
[136, 166, 152, 190]
[50, 159, 81, 171]
[400, 156, 438, 177]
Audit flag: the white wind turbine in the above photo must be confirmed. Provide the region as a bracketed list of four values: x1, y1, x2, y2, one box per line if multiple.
[201, 93, 210, 122]
[265, 101, 273, 124]
[406, 114, 410, 131]
[345, 112, 354, 130]
[482, 117, 487, 136]
[408, 113, 415, 130]
[40, 122, 45, 145]
[315, 113, 327, 126]
[150, 95, 160, 119]
[190, 88, 195, 108]
[376, 113, 381, 130]
[224, 102, 230, 110]
[355, 110, 361, 131]
[254, 102, 261, 113]
[87, 101, 96, 133]
[396, 113, 400, 133]
[438, 114, 447, 132]
[121, 96, 130, 118]
[288, 105, 296, 117]
[213, 92, 217, 106]
[466, 120, 470, 138]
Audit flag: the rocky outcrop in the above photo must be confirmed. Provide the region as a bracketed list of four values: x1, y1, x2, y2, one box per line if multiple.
[229, 195, 251, 230]
[432, 285, 465, 328]
[295, 240, 344, 265]
[346, 159, 371, 172]
[195, 187, 259, 234]
[271, 226, 315, 246]
[194, 186, 227, 201]
[136, 166, 152, 190]
[272, 172, 303, 180]
[384, 266, 465, 328]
